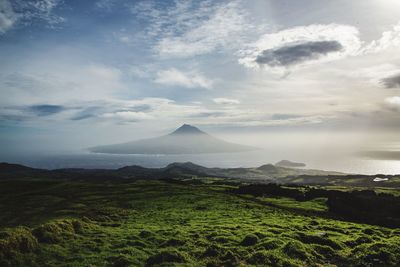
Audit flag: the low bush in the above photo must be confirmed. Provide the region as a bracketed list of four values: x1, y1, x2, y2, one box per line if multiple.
[139, 230, 152, 238]
[32, 219, 81, 243]
[0, 227, 39, 267]
[203, 245, 223, 258]
[257, 239, 284, 250]
[145, 250, 186, 266]
[219, 250, 240, 266]
[296, 232, 343, 249]
[247, 251, 284, 266]
[283, 240, 313, 261]
[351, 241, 400, 267]
[108, 255, 133, 267]
[0, 227, 38, 255]
[160, 238, 185, 247]
[240, 234, 259, 246]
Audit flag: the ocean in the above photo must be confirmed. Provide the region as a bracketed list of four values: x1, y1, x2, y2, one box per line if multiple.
[2, 149, 400, 175]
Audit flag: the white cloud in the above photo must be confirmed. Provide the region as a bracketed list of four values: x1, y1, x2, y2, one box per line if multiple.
[86, 64, 121, 82]
[239, 20, 400, 75]
[132, 0, 254, 58]
[129, 65, 153, 78]
[119, 36, 130, 43]
[92, 98, 206, 124]
[238, 24, 362, 72]
[363, 21, 400, 53]
[0, 81, 336, 127]
[0, 64, 126, 106]
[96, 0, 116, 10]
[30, 0, 58, 13]
[154, 68, 213, 89]
[0, 0, 63, 34]
[0, 0, 17, 34]
[157, 2, 250, 58]
[58, 64, 125, 102]
[384, 96, 400, 111]
[348, 64, 400, 87]
[102, 111, 153, 122]
[213, 98, 240, 105]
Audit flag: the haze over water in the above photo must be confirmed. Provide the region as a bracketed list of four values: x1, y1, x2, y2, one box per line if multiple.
[3, 141, 400, 175]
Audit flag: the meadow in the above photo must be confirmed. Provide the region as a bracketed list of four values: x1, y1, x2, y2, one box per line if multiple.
[0, 177, 399, 267]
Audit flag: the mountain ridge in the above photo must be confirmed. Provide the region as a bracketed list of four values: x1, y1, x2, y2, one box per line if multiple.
[2, 161, 399, 188]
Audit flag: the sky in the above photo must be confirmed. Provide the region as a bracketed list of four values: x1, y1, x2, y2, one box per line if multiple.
[1, 0, 400, 155]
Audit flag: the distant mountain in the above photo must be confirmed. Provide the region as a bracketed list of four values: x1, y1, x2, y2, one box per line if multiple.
[0, 163, 36, 172]
[0, 162, 50, 179]
[275, 160, 306, 168]
[257, 164, 279, 173]
[4, 161, 398, 188]
[89, 124, 256, 154]
[170, 124, 207, 135]
[0, 160, 344, 182]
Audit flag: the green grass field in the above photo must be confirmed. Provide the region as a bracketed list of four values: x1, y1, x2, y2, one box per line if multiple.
[0, 179, 399, 266]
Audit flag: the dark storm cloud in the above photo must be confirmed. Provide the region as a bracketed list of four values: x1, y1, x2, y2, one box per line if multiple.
[255, 40, 343, 67]
[28, 104, 65, 116]
[380, 73, 400, 88]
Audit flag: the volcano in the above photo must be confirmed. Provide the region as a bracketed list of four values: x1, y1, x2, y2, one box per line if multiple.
[89, 124, 256, 154]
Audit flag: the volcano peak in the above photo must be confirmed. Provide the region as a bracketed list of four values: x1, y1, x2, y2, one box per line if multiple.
[170, 124, 206, 135]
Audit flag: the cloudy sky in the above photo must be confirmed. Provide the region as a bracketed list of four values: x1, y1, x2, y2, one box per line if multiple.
[1, 0, 400, 154]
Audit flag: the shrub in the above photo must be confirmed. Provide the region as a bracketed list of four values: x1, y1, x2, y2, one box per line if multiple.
[296, 233, 343, 249]
[213, 236, 230, 244]
[205, 260, 219, 267]
[203, 245, 222, 257]
[0, 227, 39, 267]
[32, 219, 77, 243]
[145, 250, 186, 266]
[220, 250, 239, 266]
[240, 234, 258, 246]
[247, 251, 283, 266]
[139, 230, 152, 238]
[283, 240, 313, 261]
[71, 220, 87, 234]
[160, 238, 185, 247]
[126, 240, 147, 248]
[257, 239, 284, 250]
[345, 235, 374, 248]
[0, 227, 38, 255]
[363, 228, 375, 235]
[110, 255, 133, 267]
[313, 244, 339, 261]
[351, 242, 400, 267]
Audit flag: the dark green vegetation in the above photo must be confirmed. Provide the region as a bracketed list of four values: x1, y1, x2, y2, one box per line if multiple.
[233, 184, 400, 227]
[0, 172, 399, 267]
[1, 162, 400, 266]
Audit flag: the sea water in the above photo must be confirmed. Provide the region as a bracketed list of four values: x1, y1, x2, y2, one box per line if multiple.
[2, 149, 400, 175]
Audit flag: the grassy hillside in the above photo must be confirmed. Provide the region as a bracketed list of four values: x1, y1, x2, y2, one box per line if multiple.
[0, 178, 399, 266]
